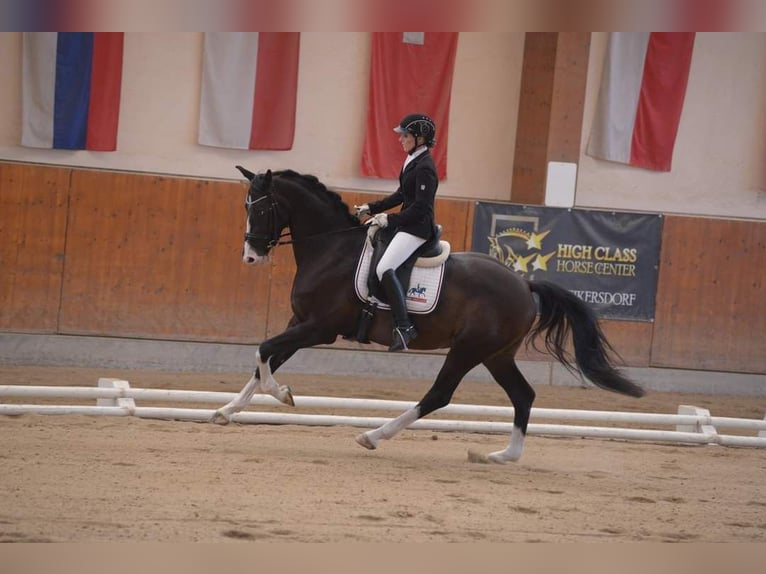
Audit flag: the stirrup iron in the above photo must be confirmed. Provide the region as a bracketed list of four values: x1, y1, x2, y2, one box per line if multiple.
[389, 325, 418, 352]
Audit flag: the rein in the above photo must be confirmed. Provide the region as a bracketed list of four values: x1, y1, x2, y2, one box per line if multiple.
[272, 225, 362, 246]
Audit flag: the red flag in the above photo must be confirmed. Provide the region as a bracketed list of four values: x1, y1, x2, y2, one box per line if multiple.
[360, 32, 458, 179]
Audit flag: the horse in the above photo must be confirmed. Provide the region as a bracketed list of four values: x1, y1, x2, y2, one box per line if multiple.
[211, 166, 645, 463]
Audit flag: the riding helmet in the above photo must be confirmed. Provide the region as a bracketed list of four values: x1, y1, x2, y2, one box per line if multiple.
[393, 113, 436, 147]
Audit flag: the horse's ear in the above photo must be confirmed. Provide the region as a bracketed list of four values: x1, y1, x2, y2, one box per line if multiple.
[263, 169, 272, 187]
[235, 165, 255, 181]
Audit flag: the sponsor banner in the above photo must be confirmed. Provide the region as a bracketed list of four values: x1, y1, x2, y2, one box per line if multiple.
[472, 203, 663, 321]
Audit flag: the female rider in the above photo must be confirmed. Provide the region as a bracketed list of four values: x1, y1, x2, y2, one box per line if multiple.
[356, 113, 439, 352]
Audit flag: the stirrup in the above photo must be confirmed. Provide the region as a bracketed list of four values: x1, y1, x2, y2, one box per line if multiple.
[389, 325, 418, 352]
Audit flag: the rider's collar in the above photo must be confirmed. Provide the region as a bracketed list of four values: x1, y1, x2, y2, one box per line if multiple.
[403, 145, 428, 171]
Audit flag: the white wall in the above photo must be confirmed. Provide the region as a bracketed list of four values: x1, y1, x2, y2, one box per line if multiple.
[0, 32, 764, 220]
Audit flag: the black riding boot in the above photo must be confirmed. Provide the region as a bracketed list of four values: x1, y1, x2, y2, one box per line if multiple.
[380, 269, 418, 352]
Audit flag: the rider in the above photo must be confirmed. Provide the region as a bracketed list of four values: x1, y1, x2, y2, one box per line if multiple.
[356, 113, 439, 352]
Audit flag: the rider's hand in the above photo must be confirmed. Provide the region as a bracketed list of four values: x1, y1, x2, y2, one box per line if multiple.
[365, 213, 388, 228]
[354, 204, 371, 219]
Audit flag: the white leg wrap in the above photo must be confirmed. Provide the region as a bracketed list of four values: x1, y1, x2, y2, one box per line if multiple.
[211, 371, 259, 423]
[255, 351, 277, 396]
[211, 351, 294, 424]
[487, 425, 526, 464]
[356, 406, 420, 450]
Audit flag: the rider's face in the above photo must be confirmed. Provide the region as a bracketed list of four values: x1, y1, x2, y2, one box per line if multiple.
[399, 132, 417, 153]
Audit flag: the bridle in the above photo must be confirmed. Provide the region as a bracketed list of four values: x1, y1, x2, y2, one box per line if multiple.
[244, 192, 284, 250]
[244, 180, 360, 250]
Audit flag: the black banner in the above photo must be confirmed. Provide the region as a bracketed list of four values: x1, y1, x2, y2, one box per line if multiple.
[472, 203, 663, 321]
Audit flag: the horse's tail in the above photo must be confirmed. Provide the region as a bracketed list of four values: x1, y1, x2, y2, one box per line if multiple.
[526, 280, 645, 398]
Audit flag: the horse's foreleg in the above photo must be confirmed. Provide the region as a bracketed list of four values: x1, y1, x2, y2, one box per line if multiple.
[253, 349, 295, 405]
[211, 351, 294, 425]
[211, 318, 336, 425]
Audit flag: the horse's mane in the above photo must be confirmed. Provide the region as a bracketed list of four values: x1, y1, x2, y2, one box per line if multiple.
[272, 169, 359, 226]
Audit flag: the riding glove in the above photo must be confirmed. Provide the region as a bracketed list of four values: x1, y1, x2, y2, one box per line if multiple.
[365, 213, 388, 228]
[354, 204, 371, 218]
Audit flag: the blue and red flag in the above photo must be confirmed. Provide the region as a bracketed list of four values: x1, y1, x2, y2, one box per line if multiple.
[22, 32, 124, 151]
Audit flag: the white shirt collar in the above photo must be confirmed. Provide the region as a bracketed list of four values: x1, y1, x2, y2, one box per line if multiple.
[402, 145, 428, 171]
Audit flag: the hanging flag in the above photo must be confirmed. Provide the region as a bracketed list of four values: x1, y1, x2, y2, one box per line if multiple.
[198, 32, 300, 151]
[22, 32, 124, 151]
[587, 32, 695, 172]
[360, 32, 458, 180]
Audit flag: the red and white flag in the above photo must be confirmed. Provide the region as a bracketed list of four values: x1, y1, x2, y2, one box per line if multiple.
[360, 32, 458, 179]
[198, 32, 300, 150]
[587, 32, 695, 172]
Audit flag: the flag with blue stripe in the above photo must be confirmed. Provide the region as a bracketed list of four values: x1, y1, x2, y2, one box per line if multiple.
[22, 32, 124, 151]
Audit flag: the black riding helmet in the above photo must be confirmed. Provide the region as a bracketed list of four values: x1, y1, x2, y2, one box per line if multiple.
[393, 113, 436, 150]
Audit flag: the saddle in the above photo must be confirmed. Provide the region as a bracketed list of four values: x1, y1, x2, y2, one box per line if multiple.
[346, 224, 450, 343]
[367, 224, 445, 303]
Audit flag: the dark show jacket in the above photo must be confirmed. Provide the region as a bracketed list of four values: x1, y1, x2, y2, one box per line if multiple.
[368, 149, 438, 240]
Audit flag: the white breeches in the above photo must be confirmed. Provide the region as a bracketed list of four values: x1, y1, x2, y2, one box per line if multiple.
[375, 231, 426, 281]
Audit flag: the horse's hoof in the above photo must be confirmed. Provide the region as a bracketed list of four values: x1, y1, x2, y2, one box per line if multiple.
[281, 385, 295, 407]
[355, 432, 377, 450]
[487, 453, 509, 465]
[210, 409, 231, 425]
[466, 450, 490, 464]
[487, 450, 519, 464]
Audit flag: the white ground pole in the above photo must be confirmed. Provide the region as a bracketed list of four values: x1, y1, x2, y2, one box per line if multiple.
[1, 379, 765, 449]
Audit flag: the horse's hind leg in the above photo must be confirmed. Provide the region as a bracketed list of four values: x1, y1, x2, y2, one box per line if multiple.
[483, 350, 535, 463]
[356, 347, 478, 450]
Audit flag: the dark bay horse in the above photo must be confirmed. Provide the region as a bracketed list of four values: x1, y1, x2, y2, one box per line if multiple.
[212, 167, 644, 463]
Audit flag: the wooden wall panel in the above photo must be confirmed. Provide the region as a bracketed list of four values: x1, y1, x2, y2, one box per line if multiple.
[0, 163, 70, 332]
[651, 216, 766, 373]
[596, 320, 653, 367]
[434, 197, 471, 252]
[3, 163, 762, 377]
[58, 170, 271, 343]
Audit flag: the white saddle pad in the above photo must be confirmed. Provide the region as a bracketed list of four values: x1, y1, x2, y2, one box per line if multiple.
[354, 237, 447, 315]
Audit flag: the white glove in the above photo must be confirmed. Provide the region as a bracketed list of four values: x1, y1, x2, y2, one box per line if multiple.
[354, 204, 371, 218]
[365, 213, 388, 228]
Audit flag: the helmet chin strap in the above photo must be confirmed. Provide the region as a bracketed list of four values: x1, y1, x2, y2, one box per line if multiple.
[408, 139, 427, 155]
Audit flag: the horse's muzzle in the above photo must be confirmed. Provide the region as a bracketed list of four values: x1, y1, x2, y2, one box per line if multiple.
[242, 242, 269, 265]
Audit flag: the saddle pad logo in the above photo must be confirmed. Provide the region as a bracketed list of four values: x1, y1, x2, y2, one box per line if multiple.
[354, 240, 445, 315]
[407, 283, 428, 303]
